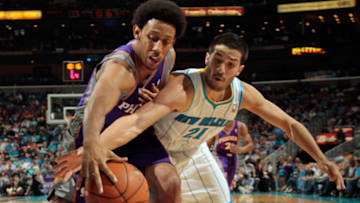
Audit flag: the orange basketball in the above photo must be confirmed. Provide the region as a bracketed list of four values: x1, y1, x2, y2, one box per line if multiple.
[88, 161, 149, 203]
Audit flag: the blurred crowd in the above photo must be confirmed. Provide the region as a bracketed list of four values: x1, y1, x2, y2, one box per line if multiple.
[232, 152, 360, 199]
[0, 91, 64, 196]
[247, 82, 359, 157]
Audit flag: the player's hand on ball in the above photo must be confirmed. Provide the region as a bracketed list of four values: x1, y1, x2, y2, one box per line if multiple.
[76, 140, 128, 196]
[138, 83, 159, 104]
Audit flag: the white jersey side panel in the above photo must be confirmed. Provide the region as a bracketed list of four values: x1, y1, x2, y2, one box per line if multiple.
[154, 68, 243, 154]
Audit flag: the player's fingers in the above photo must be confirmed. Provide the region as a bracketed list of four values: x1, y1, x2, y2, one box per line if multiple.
[336, 175, 345, 190]
[56, 150, 77, 162]
[77, 147, 84, 156]
[151, 83, 160, 93]
[139, 89, 153, 101]
[63, 170, 74, 183]
[143, 88, 157, 98]
[84, 164, 92, 197]
[54, 166, 67, 178]
[138, 97, 145, 104]
[55, 156, 69, 165]
[93, 165, 103, 194]
[54, 168, 68, 183]
[108, 150, 128, 162]
[53, 162, 67, 173]
[100, 162, 118, 184]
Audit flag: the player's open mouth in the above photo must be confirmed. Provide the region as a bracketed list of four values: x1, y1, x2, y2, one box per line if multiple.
[214, 76, 224, 81]
[148, 56, 159, 66]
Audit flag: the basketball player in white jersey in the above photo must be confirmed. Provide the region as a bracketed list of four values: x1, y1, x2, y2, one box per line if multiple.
[57, 32, 345, 202]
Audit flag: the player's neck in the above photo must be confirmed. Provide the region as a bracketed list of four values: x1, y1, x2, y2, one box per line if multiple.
[138, 67, 154, 84]
[204, 85, 232, 102]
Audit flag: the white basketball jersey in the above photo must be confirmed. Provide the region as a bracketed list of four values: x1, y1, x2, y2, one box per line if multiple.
[154, 68, 243, 155]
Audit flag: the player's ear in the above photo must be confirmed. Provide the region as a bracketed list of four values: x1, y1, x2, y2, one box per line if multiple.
[205, 52, 210, 66]
[237, 65, 245, 76]
[133, 25, 141, 40]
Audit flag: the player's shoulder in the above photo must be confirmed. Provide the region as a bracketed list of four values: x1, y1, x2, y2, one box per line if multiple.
[171, 68, 201, 87]
[168, 71, 191, 87]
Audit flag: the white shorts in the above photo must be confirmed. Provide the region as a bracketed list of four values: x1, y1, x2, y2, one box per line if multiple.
[169, 143, 231, 203]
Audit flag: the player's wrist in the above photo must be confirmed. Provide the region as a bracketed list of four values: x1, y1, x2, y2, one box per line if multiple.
[83, 137, 101, 148]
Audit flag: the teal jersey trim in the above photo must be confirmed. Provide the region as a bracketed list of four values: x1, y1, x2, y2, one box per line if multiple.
[238, 80, 243, 109]
[200, 75, 234, 109]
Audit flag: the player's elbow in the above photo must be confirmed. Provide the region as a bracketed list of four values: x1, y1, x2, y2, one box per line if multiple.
[285, 120, 304, 139]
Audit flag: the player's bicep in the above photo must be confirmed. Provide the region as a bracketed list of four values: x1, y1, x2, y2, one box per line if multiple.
[88, 60, 135, 113]
[153, 73, 191, 112]
[241, 83, 294, 133]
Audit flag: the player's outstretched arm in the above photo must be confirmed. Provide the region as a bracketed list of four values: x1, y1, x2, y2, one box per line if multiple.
[100, 73, 193, 150]
[240, 81, 345, 190]
[79, 59, 137, 195]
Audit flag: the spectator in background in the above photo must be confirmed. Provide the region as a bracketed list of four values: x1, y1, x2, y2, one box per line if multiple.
[303, 163, 316, 194]
[337, 127, 345, 144]
[47, 141, 57, 153]
[344, 158, 358, 198]
[0, 170, 9, 195]
[25, 169, 43, 196]
[5, 174, 26, 196]
[355, 142, 360, 159]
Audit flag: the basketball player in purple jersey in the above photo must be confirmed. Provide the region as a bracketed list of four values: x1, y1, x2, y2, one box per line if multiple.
[49, 1, 186, 203]
[208, 120, 253, 189]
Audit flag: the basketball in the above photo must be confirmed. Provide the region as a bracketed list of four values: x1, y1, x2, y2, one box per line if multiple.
[88, 161, 149, 203]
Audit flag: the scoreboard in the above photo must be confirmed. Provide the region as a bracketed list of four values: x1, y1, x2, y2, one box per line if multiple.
[63, 60, 84, 82]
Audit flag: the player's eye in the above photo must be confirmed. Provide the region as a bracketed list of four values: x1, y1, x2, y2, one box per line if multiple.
[227, 63, 235, 69]
[148, 34, 159, 42]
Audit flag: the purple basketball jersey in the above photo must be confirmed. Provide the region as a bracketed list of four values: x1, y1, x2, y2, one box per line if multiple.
[216, 121, 239, 157]
[74, 40, 172, 169]
[215, 121, 239, 187]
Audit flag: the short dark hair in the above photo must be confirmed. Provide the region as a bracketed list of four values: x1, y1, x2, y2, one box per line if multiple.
[208, 32, 249, 65]
[132, 0, 187, 39]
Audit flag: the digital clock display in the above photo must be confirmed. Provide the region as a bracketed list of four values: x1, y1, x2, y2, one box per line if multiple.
[63, 60, 84, 82]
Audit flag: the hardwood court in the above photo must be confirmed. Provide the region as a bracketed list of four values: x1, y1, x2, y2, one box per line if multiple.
[1, 193, 359, 203]
[232, 192, 359, 203]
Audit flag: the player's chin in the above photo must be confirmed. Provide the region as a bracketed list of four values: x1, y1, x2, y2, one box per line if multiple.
[210, 82, 226, 91]
[145, 61, 160, 71]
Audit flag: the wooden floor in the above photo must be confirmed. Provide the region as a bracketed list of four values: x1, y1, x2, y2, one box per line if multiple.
[233, 193, 332, 203]
[1, 193, 359, 203]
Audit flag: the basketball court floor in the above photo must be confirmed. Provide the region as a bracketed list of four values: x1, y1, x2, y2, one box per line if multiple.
[0, 192, 359, 203]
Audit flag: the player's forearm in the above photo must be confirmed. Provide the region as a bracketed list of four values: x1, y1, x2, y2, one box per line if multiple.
[83, 107, 105, 144]
[100, 115, 142, 150]
[83, 95, 116, 144]
[239, 141, 254, 153]
[289, 121, 328, 163]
